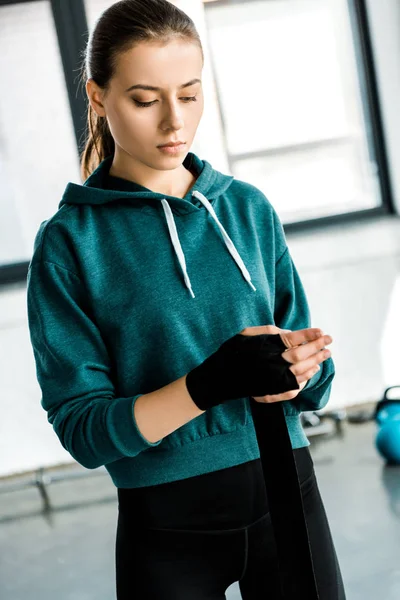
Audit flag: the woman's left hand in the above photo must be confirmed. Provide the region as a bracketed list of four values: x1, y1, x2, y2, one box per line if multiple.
[252, 325, 311, 403]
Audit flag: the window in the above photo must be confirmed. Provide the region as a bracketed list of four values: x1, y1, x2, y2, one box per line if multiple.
[0, 1, 81, 269]
[84, 0, 115, 27]
[204, 0, 388, 224]
[0, 0, 393, 285]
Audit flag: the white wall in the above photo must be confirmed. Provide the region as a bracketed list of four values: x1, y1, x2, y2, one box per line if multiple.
[1, 0, 400, 478]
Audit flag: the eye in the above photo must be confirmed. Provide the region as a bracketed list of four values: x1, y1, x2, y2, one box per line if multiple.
[133, 99, 157, 108]
[132, 95, 198, 108]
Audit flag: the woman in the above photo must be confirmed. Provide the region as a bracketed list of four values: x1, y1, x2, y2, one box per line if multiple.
[26, 0, 345, 598]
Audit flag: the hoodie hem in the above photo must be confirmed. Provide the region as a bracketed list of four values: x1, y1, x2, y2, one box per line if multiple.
[105, 416, 309, 489]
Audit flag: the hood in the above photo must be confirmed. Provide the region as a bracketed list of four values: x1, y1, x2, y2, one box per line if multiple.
[58, 152, 256, 299]
[59, 152, 233, 214]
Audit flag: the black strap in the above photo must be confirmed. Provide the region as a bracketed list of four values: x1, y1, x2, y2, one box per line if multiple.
[250, 398, 319, 598]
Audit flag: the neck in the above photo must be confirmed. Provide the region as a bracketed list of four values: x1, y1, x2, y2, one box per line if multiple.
[109, 150, 195, 198]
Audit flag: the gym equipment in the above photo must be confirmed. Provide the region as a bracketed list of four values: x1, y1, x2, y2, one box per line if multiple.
[301, 409, 347, 438]
[374, 386, 400, 465]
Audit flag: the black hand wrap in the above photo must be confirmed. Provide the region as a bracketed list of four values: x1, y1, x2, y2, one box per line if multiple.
[185, 333, 300, 411]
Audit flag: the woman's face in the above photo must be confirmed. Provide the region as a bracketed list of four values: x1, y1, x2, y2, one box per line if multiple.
[87, 39, 204, 170]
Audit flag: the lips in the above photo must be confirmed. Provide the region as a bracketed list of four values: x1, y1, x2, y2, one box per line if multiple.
[158, 141, 186, 148]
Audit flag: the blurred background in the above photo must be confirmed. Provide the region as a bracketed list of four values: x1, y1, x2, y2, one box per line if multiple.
[1, 0, 400, 598]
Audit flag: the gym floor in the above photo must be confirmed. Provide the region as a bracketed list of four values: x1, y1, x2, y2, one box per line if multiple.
[0, 419, 399, 600]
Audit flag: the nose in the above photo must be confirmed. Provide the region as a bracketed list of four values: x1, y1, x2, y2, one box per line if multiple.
[160, 101, 184, 132]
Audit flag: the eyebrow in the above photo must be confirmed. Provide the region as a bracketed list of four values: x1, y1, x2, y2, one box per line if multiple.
[125, 78, 201, 92]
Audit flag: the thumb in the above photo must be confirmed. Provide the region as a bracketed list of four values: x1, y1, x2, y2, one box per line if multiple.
[263, 325, 292, 334]
[262, 325, 282, 335]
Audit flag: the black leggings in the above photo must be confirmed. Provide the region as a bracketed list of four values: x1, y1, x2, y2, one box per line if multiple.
[115, 452, 346, 599]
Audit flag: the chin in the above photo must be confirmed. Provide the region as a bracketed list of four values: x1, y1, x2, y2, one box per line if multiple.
[154, 150, 189, 167]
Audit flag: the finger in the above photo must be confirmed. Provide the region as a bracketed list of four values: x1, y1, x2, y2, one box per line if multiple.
[282, 335, 332, 364]
[284, 345, 331, 368]
[289, 355, 324, 377]
[252, 374, 309, 404]
[268, 364, 320, 396]
[294, 363, 321, 382]
[241, 325, 293, 337]
[252, 390, 299, 403]
[252, 362, 320, 404]
[280, 328, 325, 349]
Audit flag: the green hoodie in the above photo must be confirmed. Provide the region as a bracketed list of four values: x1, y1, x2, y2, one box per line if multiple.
[26, 151, 334, 488]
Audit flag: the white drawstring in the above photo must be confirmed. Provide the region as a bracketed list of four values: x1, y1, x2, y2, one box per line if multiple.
[161, 199, 195, 299]
[161, 192, 257, 298]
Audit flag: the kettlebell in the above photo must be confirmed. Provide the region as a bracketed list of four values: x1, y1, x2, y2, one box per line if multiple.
[374, 386, 400, 464]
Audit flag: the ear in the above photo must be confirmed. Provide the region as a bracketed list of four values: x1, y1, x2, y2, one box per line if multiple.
[86, 78, 107, 118]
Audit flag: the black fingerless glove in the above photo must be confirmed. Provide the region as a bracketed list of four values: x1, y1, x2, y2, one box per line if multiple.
[185, 333, 300, 411]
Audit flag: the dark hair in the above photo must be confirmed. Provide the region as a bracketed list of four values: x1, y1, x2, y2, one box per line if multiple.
[79, 0, 204, 181]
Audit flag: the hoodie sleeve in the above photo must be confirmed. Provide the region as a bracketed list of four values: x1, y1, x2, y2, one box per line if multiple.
[27, 258, 163, 470]
[272, 212, 335, 413]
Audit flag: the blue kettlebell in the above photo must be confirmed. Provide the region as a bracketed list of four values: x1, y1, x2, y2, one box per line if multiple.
[374, 386, 400, 464]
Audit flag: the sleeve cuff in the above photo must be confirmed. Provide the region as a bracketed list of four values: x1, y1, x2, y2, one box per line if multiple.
[109, 395, 164, 457]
